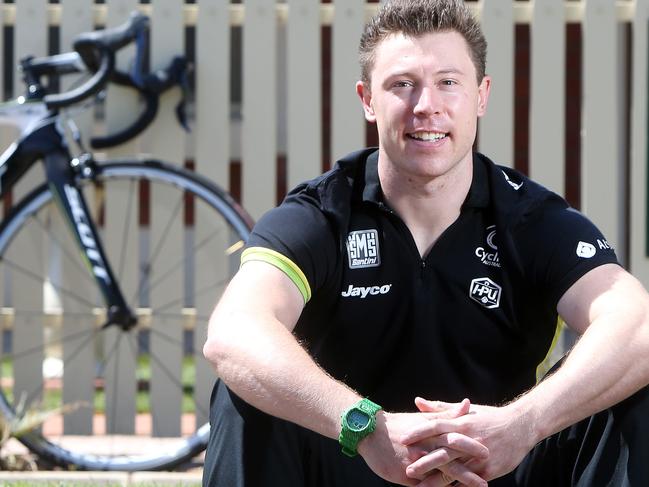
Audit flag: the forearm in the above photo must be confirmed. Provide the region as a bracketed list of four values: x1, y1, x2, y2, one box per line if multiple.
[203, 307, 360, 440]
[511, 306, 649, 443]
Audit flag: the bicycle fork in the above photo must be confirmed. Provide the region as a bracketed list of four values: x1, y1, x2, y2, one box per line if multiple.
[43, 150, 137, 330]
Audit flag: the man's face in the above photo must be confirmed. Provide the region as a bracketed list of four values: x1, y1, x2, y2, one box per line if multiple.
[357, 31, 490, 180]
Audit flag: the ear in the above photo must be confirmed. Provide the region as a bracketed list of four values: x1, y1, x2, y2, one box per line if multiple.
[477, 75, 491, 118]
[356, 80, 376, 123]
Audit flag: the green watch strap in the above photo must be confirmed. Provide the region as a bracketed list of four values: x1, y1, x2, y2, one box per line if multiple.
[339, 398, 383, 457]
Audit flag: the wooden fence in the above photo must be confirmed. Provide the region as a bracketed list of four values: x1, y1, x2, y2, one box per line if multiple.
[0, 0, 646, 439]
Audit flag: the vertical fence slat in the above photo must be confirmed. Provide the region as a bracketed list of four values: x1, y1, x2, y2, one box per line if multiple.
[630, 0, 649, 283]
[194, 0, 231, 432]
[60, 0, 95, 435]
[196, 3, 230, 188]
[11, 0, 48, 413]
[242, 0, 277, 219]
[287, 0, 322, 187]
[102, 0, 140, 435]
[104, 182, 138, 435]
[478, 0, 514, 167]
[147, 0, 185, 438]
[0, 0, 8, 332]
[331, 0, 364, 162]
[529, 0, 565, 196]
[105, 0, 140, 158]
[582, 0, 623, 255]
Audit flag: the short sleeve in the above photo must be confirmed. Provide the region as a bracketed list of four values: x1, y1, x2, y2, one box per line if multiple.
[513, 206, 620, 306]
[243, 190, 338, 303]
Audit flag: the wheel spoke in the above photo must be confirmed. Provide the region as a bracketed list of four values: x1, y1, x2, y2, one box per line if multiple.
[0, 161, 248, 469]
[96, 328, 123, 380]
[17, 326, 98, 414]
[7, 327, 96, 363]
[137, 226, 227, 306]
[129, 193, 183, 308]
[1, 259, 99, 310]
[30, 214, 97, 289]
[116, 179, 137, 281]
[153, 278, 230, 316]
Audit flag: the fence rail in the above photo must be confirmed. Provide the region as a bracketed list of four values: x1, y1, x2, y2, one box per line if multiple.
[0, 0, 646, 444]
[0, 2, 640, 26]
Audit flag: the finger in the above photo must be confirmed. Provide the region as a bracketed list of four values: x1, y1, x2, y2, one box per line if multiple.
[418, 462, 487, 487]
[405, 433, 487, 470]
[405, 447, 462, 480]
[401, 419, 460, 445]
[415, 397, 470, 415]
[440, 461, 487, 487]
[442, 432, 489, 459]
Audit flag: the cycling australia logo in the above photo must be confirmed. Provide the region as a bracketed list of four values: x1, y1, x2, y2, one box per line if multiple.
[475, 225, 500, 267]
[346, 229, 381, 269]
[469, 277, 502, 309]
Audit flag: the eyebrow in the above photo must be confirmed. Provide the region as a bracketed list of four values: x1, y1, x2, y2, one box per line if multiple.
[435, 67, 465, 76]
[384, 67, 466, 79]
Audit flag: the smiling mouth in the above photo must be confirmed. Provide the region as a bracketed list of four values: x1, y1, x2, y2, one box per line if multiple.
[407, 131, 448, 141]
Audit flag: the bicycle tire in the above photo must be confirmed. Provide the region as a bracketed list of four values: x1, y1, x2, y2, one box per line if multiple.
[0, 159, 252, 471]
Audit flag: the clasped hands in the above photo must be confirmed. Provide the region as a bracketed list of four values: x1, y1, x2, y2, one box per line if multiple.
[360, 397, 538, 487]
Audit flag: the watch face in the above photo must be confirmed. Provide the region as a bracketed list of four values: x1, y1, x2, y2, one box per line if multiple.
[347, 409, 370, 431]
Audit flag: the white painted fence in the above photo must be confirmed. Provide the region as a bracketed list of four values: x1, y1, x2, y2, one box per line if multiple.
[0, 0, 646, 440]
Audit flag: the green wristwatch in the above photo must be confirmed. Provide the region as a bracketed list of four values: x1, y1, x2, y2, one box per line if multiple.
[338, 398, 383, 457]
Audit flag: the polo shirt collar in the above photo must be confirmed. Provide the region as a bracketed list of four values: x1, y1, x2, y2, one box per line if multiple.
[361, 150, 490, 209]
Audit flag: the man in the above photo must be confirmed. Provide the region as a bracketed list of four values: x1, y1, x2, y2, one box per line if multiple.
[202, 0, 649, 485]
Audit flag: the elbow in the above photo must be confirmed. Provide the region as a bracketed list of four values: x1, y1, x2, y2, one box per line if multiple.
[203, 328, 237, 374]
[202, 312, 234, 371]
[202, 336, 221, 367]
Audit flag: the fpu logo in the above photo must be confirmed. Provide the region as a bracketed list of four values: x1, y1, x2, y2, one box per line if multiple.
[469, 277, 501, 309]
[346, 229, 381, 269]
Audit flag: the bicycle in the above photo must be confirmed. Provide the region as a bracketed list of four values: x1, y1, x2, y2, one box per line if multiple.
[0, 12, 252, 470]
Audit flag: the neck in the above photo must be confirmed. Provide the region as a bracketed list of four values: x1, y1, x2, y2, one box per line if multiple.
[378, 153, 474, 257]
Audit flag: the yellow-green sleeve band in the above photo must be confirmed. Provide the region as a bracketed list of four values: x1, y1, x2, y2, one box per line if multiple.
[241, 247, 312, 304]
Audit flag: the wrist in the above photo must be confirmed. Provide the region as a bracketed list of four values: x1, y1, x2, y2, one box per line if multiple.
[338, 398, 383, 457]
[505, 395, 545, 447]
[357, 409, 387, 456]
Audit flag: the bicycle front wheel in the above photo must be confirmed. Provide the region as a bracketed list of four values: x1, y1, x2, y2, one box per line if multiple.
[0, 159, 252, 470]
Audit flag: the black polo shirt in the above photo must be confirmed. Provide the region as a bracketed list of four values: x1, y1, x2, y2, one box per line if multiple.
[243, 149, 618, 411]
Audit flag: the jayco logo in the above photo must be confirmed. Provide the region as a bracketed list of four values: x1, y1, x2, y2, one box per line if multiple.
[341, 284, 392, 298]
[346, 229, 381, 269]
[475, 225, 500, 267]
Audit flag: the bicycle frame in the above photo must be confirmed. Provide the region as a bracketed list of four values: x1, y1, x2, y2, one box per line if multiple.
[0, 98, 136, 328]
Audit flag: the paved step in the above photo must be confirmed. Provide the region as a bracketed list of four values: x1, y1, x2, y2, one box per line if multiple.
[0, 470, 201, 485]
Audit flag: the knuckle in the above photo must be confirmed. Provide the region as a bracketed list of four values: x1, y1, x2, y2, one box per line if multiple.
[445, 433, 460, 448]
[436, 448, 452, 464]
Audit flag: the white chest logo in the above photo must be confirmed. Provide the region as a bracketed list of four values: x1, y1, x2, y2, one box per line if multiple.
[341, 284, 392, 298]
[470, 277, 502, 309]
[475, 225, 500, 267]
[576, 241, 596, 258]
[346, 229, 381, 269]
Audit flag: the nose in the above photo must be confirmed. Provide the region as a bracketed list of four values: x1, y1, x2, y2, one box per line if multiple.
[413, 86, 440, 117]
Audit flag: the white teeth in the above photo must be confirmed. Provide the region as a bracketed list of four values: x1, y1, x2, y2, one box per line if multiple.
[410, 131, 447, 141]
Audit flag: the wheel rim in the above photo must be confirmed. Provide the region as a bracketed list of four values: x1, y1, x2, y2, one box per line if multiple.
[0, 162, 249, 470]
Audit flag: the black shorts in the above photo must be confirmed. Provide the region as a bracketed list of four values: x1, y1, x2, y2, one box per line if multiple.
[202, 380, 649, 487]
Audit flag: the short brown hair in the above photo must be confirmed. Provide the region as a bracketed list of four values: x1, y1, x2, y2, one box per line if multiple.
[359, 0, 487, 84]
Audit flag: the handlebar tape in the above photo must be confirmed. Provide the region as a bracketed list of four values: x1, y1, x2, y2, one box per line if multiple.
[43, 51, 114, 109]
